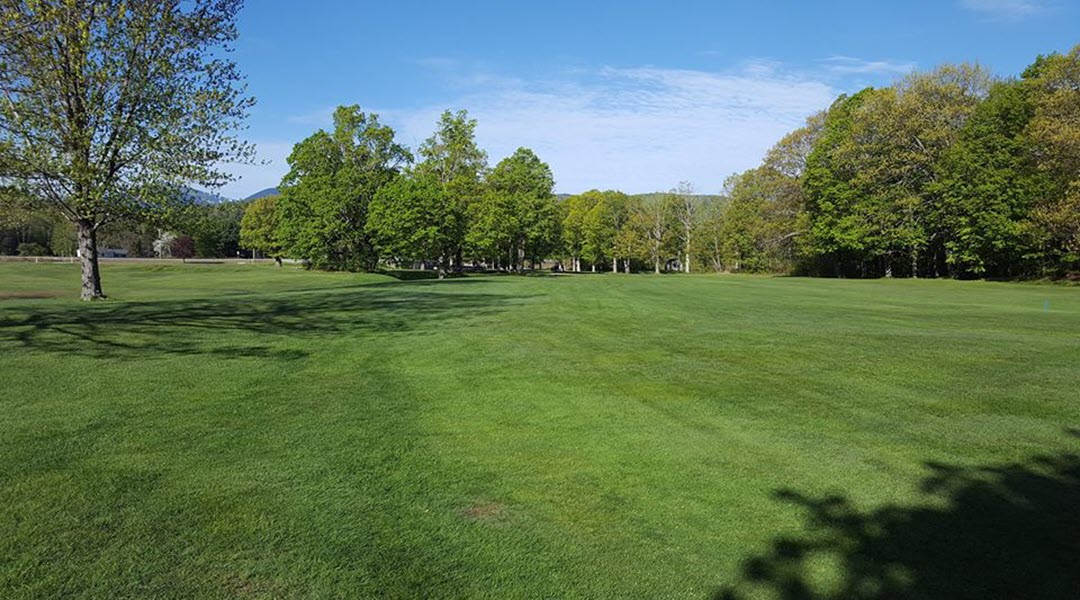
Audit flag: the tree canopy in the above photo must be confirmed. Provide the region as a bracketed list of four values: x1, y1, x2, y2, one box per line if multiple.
[0, 0, 254, 298]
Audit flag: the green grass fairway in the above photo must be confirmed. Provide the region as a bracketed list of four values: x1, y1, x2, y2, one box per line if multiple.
[1, 262, 1078, 599]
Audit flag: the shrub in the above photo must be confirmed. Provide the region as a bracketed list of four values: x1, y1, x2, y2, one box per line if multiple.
[17, 242, 50, 256]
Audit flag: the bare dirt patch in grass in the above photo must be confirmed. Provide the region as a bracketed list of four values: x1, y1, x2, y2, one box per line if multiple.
[461, 501, 511, 524]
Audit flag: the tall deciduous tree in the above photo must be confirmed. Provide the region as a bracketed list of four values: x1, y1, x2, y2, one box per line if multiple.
[581, 190, 633, 272]
[561, 192, 598, 272]
[803, 64, 991, 278]
[671, 181, 698, 273]
[933, 80, 1047, 277]
[0, 0, 254, 299]
[275, 105, 410, 271]
[1024, 45, 1080, 273]
[240, 195, 281, 261]
[416, 110, 486, 272]
[473, 147, 560, 270]
[367, 173, 455, 276]
[634, 194, 677, 274]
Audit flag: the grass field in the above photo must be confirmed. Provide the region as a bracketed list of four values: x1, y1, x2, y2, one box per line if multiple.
[1, 262, 1078, 599]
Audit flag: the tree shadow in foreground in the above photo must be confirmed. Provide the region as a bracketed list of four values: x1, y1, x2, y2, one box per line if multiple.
[0, 283, 530, 360]
[718, 443, 1080, 600]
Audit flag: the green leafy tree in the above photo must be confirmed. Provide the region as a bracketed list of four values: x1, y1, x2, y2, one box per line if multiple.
[633, 194, 678, 274]
[578, 190, 634, 272]
[1023, 45, 1080, 273]
[804, 65, 990, 278]
[468, 188, 517, 269]
[804, 90, 877, 276]
[693, 196, 729, 273]
[0, 0, 253, 299]
[671, 182, 699, 273]
[561, 192, 599, 271]
[718, 171, 771, 272]
[50, 219, 77, 257]
[367, 174, 456, 276]
[612, 195, 647, 273]
[471, 147, 559, 270]
[276, 106, 411, 271]
[416, 110, 487, 272]
[240, 196, 282, 261]
[192, 202, 244, 258]
[934, 81, 1048, 277]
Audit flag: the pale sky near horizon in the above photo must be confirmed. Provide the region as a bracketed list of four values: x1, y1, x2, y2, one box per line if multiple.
[217, 0, 1079, 199]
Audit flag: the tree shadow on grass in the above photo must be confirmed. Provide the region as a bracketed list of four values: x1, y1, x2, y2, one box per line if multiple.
[717, 441, 1080, 600]
[0, 282, 529, 360]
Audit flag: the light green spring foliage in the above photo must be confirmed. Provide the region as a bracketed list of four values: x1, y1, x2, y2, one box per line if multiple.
[790, 49, 1080, 277]
[704, 114, 823, 274]
[239, 196, 282, 258]
[562, 190, 640, 270]
[468, 147, 560, 268]
[0, 0, 254, 296]
[0, 0, 253, 221]
[1024, 47, 1080, 269]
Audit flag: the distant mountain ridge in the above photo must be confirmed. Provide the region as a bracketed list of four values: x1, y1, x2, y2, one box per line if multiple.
[630, 192, 724, 205]
[179, 187, 282, 205]
[182, 188, 232, 205]
[553, 192, 724, 205]
[244, 187, 279, 201]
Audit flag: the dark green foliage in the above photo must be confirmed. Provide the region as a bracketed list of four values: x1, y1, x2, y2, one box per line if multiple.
[469, 148, 560, 269]
[803, 90, 876, 276]
[368, 174, 456, 274]
[191, 202, 245, 258]
[934, 81, 1050, 277]
[275, 106, 411, 271]
[16, 242, 48, 256]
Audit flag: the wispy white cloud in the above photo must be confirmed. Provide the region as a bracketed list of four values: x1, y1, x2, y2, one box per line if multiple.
[381, 64, 837, 194]
[821, 56, 916, 75]
[958, 0, 1054, 20]
[227, 58, 902, 197]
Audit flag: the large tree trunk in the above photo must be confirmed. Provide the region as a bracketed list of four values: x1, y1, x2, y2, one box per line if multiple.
[77, 219, 105, 300]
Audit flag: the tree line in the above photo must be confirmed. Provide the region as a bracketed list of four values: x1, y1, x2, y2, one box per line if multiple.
[243, 46, 1078, 279]
[1, 0, 1075, 301]
[0, 200, 248, 260]
[712, 46, 1079, 279]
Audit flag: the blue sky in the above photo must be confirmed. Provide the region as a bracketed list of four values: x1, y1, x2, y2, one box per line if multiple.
[219, 0, 1079, 198]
